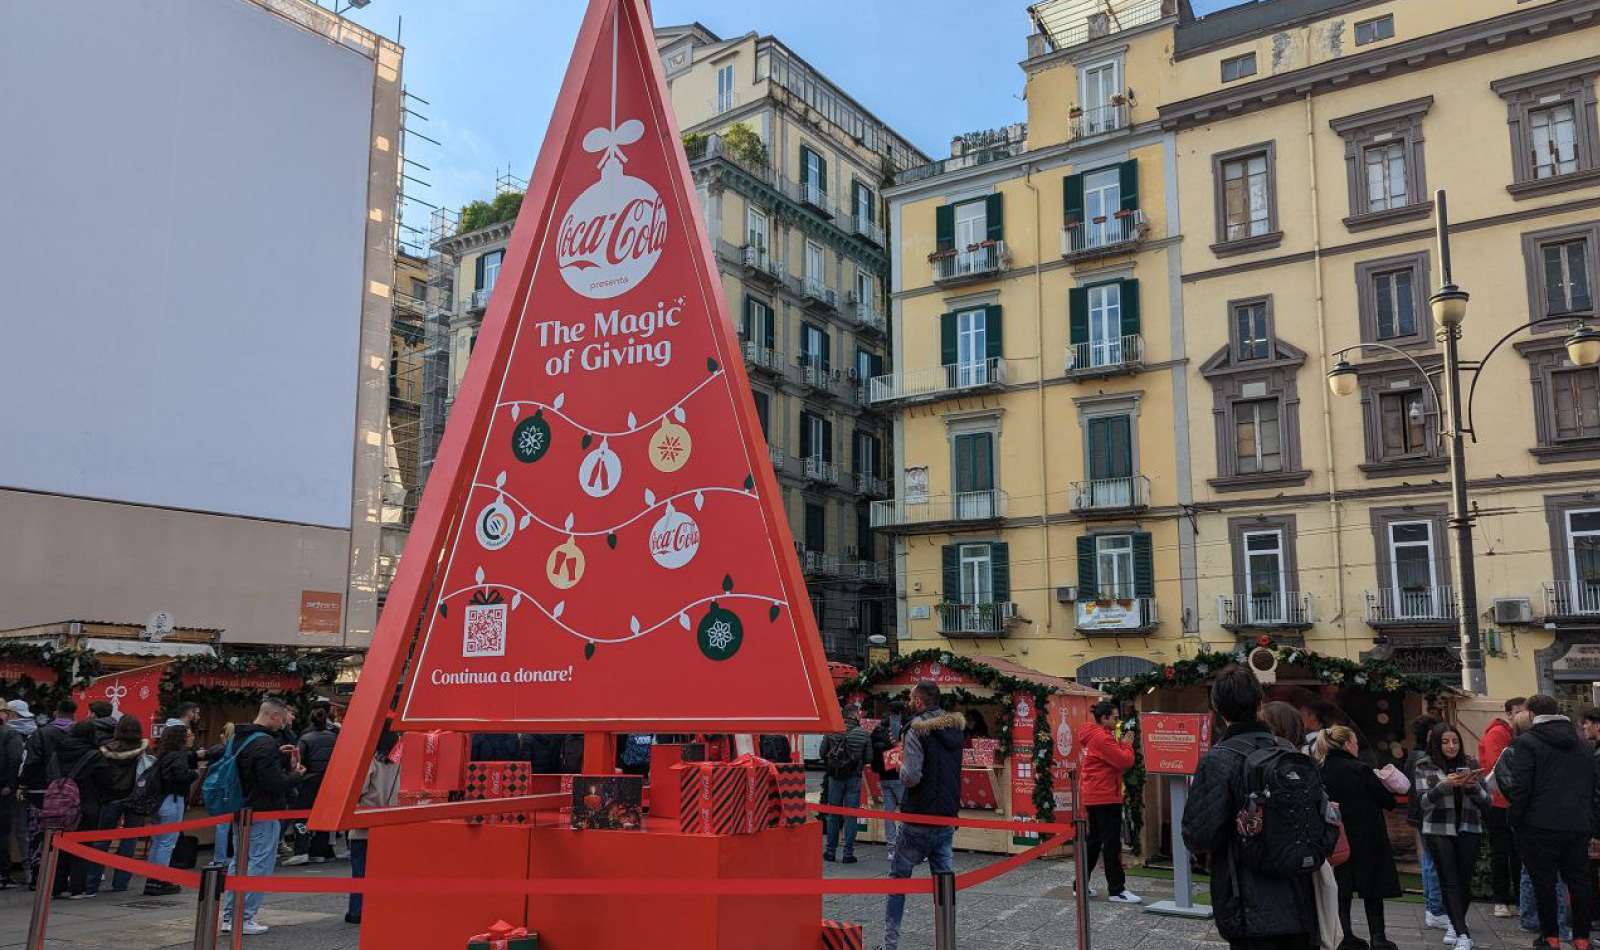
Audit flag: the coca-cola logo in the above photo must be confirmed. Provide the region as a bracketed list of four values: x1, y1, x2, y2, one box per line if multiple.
[558, 119, 667, 299]
[649, 506, 699, 569]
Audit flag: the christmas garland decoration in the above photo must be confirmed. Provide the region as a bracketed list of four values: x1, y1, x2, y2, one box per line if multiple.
[0, 641, 102, 703]
[158, 654, 338, 716]
[837, 649, 1070, 821]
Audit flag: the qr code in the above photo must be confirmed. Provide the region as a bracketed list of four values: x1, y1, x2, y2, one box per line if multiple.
[463, 603, 507, 657]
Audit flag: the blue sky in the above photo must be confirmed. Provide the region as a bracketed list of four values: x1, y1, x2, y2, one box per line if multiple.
[336, 0, 1247, 250]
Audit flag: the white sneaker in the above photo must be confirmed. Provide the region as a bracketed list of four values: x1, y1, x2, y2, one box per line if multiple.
[1494, 904, 1515, 918]
[1453, 937, 1472, 950]
[1443, 926, 1457, 944]
[240, 921, 269, 935]
[1108, 890, 1143, 904]
[281, 855, 310, 867]
[1425, 912, 1450, 930]
[220, 921, 231, 933]
[1072, 881, 1097, 897]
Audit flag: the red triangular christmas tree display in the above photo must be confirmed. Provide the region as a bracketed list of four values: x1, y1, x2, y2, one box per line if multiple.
[315, 0, 840, 827]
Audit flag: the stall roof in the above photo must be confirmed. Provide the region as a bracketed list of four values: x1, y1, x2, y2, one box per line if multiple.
[969, 655, 1103, 696]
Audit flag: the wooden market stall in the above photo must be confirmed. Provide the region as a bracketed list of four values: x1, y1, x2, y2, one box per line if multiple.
[841, 651, 1103, 854]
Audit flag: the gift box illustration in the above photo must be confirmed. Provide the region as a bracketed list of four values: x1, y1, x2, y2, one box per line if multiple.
[569, 775, 643, 830]
[467, 919, 537, 949]
[398, 730, 469, 793]
[464, 761, 534, 824]
[819, 919, 863, 950]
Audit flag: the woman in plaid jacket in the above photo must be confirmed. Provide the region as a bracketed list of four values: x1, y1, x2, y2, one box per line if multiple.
[1413, 723, 1492, 950]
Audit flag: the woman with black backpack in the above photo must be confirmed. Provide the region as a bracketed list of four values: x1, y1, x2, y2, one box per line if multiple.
[143, 724, 199, 895]
[49, 718, 114, 899]
[1414, 722, 1491, 950]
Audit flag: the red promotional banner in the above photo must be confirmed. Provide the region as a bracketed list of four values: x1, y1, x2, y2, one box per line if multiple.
[314, 0, 838, 831]
[75, 664, 168, 730]
[180, 673, 303, 692]
[1140, 713, 1212, 775]
[882, 659, 982, 689]
[0, 660, 54, 684]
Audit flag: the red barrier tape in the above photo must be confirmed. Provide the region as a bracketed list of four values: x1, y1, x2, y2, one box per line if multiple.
[812, 803, 1076, 835]
[60, 813, 230, 843]
[54, 840, 203, 889]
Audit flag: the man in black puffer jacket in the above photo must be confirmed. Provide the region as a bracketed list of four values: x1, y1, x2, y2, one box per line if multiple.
[1182, 666, 1317, 950]
[1507, 694, 1598, 949]
[882, 680, 963, 950]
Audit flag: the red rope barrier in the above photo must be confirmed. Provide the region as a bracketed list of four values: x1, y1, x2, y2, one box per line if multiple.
[54, 839, 203, 889]
[812, 803, 1076, 835]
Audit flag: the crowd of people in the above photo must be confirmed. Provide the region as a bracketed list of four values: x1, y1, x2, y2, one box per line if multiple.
[1183, 669, 1600, 950]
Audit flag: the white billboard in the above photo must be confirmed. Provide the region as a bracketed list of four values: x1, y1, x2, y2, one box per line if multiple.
[0, 0, 376, 529]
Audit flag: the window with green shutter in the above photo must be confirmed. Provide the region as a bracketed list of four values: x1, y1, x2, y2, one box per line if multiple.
[941, 311, 958, 366]
[1119, 158, 1139, 213]
[942, 544, 960, 601]
[953, 432, 994, 494]
[1064, 173, 1085, 226]
[936, 204, 955, 252]
[1120, 278, 1141, 338]
[985, 193, 1004, 243]
[984, 305, 1004, 359]
[990, 542, 1010, 602]
[1076, 535, 1097, 599]
[1086, 415, 1132, 482]
[1070, 286, 1089, 346]
[1133, 532, 1154, 597]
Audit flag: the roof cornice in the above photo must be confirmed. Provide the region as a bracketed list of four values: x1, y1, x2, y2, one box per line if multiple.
[1159, 0, 1600, 131]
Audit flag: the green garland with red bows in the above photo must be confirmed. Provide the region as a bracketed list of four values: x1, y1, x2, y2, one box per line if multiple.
[0, 641, 101, 705]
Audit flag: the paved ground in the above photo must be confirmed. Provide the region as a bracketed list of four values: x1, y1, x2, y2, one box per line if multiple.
[0, 841, 1545, 950]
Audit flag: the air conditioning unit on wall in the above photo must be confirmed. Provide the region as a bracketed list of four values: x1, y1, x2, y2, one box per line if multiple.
[1492, 597, 1533, 625]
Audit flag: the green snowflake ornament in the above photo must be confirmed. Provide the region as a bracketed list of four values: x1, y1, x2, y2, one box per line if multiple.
[696, 601, 743, 661]
[511, 410, 551, 463]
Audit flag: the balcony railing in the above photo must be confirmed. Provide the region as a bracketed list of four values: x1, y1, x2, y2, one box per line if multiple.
[785, 178, 836, 217]
[802, 551, 842, 577]
[1075, 595, 1157, 633]
[1061, 209, 1148, 260]
[742, 341, 784, 375]
[851, 560, 893, 583]
[854, 472, 888, 497]
[936, 601, 1018, 637]
[848, 296, 886, 335]
[803, 456, 840, 485]
[1066, 335, 1144, 377]
[1546, 579, 1600, 618]
[1220, 592, 1315, 629]
[468, 288, 492, 311]
[931, 242, 1006, 285]
[798, 361, 842, 395]
[870, 490, 1008, 528]
[801, 276, 837, 310]
[868, 358, 1008, 405]
[768, 444, 786, 469]
[740, 245, 780, 281]
[1070, 475, 1150, 513]
[683, 129, 772, 184]
[1034, 0, 1165, 51]
[852, 215, 885, 246]
[1070, 103, 1129, 140]
[1364, 586, 1459, 625]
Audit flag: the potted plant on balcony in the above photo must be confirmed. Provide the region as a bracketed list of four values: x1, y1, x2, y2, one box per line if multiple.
[935, 600, 960, 629]
[1068, 105, 1083, 118]
[975, 601, 998, 630]
[1110, 93, 1128, 107]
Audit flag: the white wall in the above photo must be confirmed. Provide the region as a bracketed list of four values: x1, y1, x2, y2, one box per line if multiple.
[0, 0, 375, 529]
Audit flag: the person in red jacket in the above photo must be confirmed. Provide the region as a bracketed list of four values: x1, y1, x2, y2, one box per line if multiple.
[1479, 695, 1526, 917]
[1078, 701, 1140, 903]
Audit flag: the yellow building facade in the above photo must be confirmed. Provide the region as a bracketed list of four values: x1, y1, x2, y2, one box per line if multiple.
[888, 0, 1600, 701]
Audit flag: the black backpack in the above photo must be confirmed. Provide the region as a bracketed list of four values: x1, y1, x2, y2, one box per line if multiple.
[823, 731, 861, 780]
[1225, 738, 1331, 877]
[123, 755, 164, 817]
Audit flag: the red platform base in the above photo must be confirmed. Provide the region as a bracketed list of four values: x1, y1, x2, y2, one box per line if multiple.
[362, 817, 821, 950]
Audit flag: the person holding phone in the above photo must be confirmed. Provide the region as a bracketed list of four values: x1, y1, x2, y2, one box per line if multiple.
[1413, 723, 1491, 950]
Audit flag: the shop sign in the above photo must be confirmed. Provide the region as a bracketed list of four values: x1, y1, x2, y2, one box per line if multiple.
[0, 660, 54, 683]
[299, 591, 343, 634]
[1140, 713, 1211, 775]
[882, 659, 982, 688]
[1554, 642, 1600, 672]
[181, 672, 303, 691]
[1075, 599, 1143, 631]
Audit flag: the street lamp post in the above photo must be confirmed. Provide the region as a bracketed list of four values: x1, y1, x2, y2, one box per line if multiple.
[1326, 189, 1600, 695]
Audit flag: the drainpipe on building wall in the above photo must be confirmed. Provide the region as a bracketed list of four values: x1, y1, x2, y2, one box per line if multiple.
[1305, 94, 1348, 639]
[1024, 165, 1053, 634]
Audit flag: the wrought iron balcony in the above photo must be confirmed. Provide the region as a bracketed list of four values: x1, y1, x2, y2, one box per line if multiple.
[1364, 586, 1459, 626]
[802, 456, 840, 485]
[931, 242, 1006, 286]
[1065, 334, 1144, 378]
[1220, 592, 1315, 630]
[1070, 102, 1129, 141]
[1061, 209, 1147, 261]
[936, 601, 1018, 637]
[741, 341, 785, 377]
[740, 245, 780, 282]
[768, 444, 786, 469]
[801, 276, 837, 310]
[1069, 475, 1150, 514]
[468, 288, 492, 311]
[802, 550, 842, 577]
[1075, 594, 1157, 633]
[854, 472, 888, 498]
[867, 358, 1008, 406]
[852, 215, 885, 246]
[851, 560, 893, 583]
[847, 294, 886, 336]
[1545, 579, 1600, 620]
[870, 490, 1007, 529]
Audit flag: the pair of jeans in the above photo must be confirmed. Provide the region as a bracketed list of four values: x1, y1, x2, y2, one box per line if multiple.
[86, 801, 142, 892]
[883, 823, 955, 950]
[879, 778, 905, 862]
[347, 837, 369, 919]
[146, 795, 187, 871]
[1083, 803, 1126, 895]
[1520, 864, 1570, 935]
[222, 818, 281, 924]
[1424, 832, 1481, 938]
[1419, 838, 1444, 916]
[1521, 826, 1594, 942]
[823, 774, 862, 858]
[1485, 806, 1519, 905]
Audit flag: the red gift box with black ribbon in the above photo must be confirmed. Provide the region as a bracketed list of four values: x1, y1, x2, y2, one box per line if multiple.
[463, 761, 533, 825]
[819, 919, 863, 950]
[676, 760, 745, 835]
[399, 730, 469, 793]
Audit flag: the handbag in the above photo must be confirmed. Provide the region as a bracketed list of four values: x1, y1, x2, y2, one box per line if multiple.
[1313, 862, 1341, 950]
[1326, 801, 1351, 867]
[1375, 763, 1410, 795]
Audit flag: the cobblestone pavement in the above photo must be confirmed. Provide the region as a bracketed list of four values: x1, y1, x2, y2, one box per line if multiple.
[0, 843, 1546, 950]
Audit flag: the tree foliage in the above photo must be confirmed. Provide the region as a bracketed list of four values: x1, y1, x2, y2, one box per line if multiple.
[458, 190, 524, 235]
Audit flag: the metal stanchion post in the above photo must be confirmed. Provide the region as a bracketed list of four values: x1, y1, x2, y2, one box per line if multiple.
[27, 829, 60, 950]
[228, 808, 255, 950]
[1073, 769, 1091, 950]
[193, 863, 228, 950]
[933, 869, 957, 950]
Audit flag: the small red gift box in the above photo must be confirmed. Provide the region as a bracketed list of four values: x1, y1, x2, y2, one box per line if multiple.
[467, 919, 537, 949]
[819, 919, 863, 950]
[464, 761, 534, 825]
[399, 730, 469, 793]
[884, 745, 903, 772]
[676, 761, 746, 835]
